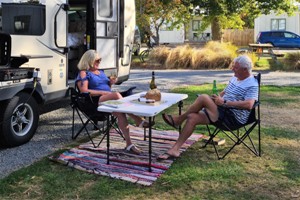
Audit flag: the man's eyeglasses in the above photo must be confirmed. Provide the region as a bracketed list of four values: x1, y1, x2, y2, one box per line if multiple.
[95, 58, 102, 63]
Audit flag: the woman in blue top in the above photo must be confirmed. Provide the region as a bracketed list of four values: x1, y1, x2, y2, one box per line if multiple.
[76, 49, 149, 154]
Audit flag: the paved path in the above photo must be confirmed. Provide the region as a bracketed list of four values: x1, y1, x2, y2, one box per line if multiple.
[117, 70, 300, 93]
[0, 69, 299, 179]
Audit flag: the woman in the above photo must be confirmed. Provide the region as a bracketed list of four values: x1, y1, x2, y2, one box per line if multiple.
[76, 49, 149, 154]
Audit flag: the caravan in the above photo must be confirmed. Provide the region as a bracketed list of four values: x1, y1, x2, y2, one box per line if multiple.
[0, 0, 136, 147]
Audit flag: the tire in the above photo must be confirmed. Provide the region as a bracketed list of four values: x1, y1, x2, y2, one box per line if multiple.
[139, 49, 149, 62]
[0, 92, 39, 147]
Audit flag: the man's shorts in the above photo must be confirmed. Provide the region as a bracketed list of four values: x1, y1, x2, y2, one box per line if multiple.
[203, 106, 243, 130]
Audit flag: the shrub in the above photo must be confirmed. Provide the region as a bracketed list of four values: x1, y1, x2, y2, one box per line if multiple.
[149, 41, 239, 69]
[282, 52, 300, 70]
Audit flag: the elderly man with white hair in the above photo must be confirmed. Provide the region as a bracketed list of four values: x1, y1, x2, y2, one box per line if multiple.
[158, 55, 259, 160]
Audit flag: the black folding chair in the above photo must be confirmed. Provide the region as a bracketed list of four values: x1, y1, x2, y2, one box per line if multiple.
[70, 88, 114, 147]
[70, 86, 136, 148]
[202, 73, 261, 159]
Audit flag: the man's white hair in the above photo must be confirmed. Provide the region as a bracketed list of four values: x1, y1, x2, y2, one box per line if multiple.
[233, 55, 253, 72]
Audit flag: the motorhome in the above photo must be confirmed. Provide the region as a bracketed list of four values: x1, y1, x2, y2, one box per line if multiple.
[0, 0, 136, 147]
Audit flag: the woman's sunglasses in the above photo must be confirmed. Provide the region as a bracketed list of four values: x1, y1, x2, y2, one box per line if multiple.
[95, 58, 102, 63]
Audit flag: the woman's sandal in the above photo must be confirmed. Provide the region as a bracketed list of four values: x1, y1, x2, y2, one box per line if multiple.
[125, 144, 142, 155]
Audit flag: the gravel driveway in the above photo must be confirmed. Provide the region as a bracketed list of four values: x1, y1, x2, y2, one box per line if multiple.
[1, 69, 299, 179]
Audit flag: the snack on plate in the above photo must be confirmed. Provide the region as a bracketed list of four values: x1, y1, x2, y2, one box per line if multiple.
[145, 89, 161, 101]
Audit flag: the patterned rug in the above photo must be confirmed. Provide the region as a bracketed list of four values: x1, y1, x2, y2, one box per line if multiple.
[51, 126, 203, 186]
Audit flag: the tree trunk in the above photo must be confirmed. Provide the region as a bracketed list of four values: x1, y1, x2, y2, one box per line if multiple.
[211, 17, 222, 42]
[153, 26, 160, 45]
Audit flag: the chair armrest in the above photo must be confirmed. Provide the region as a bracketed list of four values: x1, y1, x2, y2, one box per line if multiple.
[120, 87, 137, 97]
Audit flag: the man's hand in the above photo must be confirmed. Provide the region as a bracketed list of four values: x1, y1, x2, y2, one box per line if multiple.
[211, 94, 224, 106]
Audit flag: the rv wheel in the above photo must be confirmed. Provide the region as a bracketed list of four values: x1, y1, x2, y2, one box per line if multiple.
[0, 92, 39, 147]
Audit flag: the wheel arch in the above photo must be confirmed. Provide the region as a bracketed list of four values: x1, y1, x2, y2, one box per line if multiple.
[0, 82, 45, 105]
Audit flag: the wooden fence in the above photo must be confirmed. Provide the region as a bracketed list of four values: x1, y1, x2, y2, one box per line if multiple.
[222, 29, 254, 46]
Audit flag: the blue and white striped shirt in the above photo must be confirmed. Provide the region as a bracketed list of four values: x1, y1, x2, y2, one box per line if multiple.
[223, 76, 259, 124]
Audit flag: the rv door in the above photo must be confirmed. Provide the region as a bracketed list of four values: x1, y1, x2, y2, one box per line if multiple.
[95, 0, 135, 83]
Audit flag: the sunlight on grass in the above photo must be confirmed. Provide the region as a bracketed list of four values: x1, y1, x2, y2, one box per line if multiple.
[0, 85, 299, 200]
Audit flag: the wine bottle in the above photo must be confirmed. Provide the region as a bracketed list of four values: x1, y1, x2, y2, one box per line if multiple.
[212, 80, 218, 95]
[149, 71, 157, 90]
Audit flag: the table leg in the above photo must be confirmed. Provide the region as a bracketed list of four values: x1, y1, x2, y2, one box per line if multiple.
[144, 116, 147, 141]
[148, 117, 152, 172]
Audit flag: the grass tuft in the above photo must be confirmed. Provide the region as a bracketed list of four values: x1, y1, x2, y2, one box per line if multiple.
[149, 41, 239, 69]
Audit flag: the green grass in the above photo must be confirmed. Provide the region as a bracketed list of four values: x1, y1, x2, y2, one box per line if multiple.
[0, 85, 300, 200]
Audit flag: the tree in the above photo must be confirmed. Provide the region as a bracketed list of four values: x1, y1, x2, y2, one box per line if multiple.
[135, 0, 191, 44]
[189, 0, 299, 41]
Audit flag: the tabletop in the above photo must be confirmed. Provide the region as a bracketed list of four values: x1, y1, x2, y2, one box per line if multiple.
[248, 43, 273, 48]
[97, 92, 188, 117]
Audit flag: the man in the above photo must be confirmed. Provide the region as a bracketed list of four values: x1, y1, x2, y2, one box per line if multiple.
[159, 55, 259, 160]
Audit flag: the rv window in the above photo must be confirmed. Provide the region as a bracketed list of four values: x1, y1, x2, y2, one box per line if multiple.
[98, 0, 112, 18]
[2, 3, 45, 36]
[14, 16, 31, 33]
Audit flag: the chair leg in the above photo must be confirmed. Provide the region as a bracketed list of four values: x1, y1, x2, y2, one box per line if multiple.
[94, 115, 124, 148]
[71, 107, 100, 148]
[202, 125, 224, 159]
[72, 106, 76, 139]
[204, 123, 261, 159]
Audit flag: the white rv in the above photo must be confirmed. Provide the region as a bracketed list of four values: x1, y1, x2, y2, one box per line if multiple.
[0, 0, 136, 147]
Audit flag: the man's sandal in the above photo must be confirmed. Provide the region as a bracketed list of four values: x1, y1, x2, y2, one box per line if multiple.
[162, 114, 179, 129]
[157, 152, 180, 161]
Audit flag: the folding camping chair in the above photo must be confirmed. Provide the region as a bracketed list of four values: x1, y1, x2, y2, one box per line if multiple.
[202, 73, 261, 159]
[70, 86, 136, 148]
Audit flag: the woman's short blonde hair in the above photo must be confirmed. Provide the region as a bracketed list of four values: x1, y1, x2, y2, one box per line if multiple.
[77, 49, 99, 70]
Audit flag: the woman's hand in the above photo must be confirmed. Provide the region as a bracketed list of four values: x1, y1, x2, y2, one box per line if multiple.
[110, 76, 118, 85]
[109, 72, 118, 85]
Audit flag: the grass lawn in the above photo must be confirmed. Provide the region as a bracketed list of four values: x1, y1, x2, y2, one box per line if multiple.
[0, 84, 299, 200]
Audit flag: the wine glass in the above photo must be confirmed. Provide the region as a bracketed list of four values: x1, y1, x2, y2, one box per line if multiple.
[110, 71, 118, 84]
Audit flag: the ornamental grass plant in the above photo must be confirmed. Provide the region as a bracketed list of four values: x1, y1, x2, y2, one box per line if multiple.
[282, 52, 300, 70]
[149, 41, 238, 69]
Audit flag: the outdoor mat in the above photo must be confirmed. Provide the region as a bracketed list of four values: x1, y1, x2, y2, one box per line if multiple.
[50, 126, 203, 186]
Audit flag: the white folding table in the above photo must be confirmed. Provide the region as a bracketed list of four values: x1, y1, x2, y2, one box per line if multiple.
[97, 92, 188, 171]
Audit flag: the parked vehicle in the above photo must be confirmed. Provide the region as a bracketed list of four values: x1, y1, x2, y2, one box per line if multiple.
[256, 31, 300, 48]
[0, 0, 136, 147]
[132, 26, 141, 56]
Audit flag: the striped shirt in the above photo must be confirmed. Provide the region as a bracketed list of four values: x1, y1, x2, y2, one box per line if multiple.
[223, 76, 258, 124]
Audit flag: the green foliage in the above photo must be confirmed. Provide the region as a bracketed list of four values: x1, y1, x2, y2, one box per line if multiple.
[136, 0, 191, 44]
[190, 0, 298, 40]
